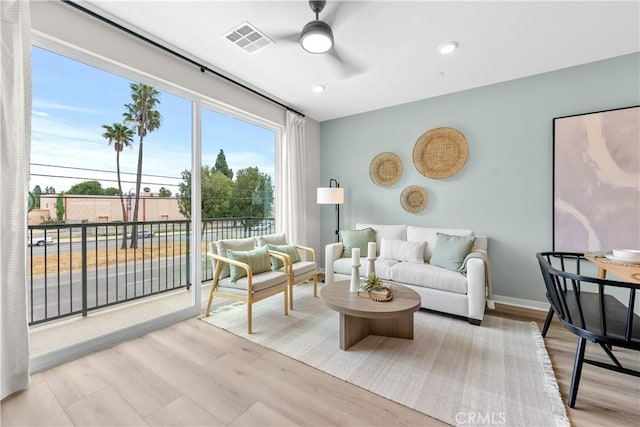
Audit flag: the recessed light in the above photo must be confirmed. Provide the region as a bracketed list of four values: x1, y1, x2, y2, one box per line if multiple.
[312, 84, 326, 93]
[438, 41, 459, 55]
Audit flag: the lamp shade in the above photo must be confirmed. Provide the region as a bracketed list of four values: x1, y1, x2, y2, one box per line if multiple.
[317, 187, 344, 204]
[300, 20, 334, 54]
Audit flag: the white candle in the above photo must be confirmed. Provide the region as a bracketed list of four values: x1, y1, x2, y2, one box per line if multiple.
[352, 247, 360, 265]
[368, 241, 376, 259]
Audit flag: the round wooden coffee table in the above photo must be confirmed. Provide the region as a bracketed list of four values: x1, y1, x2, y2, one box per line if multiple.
[320, 280, 421, 350]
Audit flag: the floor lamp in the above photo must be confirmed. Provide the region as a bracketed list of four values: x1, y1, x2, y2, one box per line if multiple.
[317, 178, 344, 242]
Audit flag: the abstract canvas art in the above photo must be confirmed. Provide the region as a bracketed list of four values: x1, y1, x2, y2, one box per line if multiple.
[553, 106, 640, 252]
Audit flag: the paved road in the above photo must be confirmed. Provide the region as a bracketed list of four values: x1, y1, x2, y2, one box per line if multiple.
[27, 256, 199, 324]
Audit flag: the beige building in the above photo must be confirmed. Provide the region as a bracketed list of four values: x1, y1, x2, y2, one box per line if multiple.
[33, 194, 186, 225]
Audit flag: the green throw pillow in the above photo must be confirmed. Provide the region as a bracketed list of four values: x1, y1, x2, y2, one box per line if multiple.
[267, 244, 301, 269]
[227, 246, 272, 282]
[430, 233, 475, 271]
[216, 238, 255, 278]
[340, 228, 375, 257]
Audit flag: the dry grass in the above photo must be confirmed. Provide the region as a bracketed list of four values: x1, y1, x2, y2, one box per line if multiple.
[28, 242, 207, 276]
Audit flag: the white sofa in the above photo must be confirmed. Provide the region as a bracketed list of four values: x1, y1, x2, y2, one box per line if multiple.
[324, 224, 489, 325]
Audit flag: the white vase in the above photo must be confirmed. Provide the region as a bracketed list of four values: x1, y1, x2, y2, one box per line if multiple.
[350, 264, 360, 292]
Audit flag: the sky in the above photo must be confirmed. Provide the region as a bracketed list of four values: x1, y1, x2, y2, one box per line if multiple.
[30, 46, 276, 196]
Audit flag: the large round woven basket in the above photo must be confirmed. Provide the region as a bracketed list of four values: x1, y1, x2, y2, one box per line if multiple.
[370, 152, 403, 186]
[412, 127, 468, 179]
[400, 185, 428, 213]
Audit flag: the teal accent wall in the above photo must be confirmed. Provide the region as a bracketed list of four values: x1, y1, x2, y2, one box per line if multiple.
[320, 53, 640, 304]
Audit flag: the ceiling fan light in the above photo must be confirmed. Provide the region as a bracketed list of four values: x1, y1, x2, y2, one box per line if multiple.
[300, 20, 333, 54]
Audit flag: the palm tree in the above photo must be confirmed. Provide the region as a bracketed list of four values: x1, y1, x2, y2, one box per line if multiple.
[122, 83, 162, 248]
[102, 123, 134, 249]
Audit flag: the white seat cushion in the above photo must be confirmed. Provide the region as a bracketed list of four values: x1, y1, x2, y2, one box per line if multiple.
[372, 259, 399, 280]
[390, 262, 468, 294]
[333, 257, 352, 276]
[289, 261, 317, 279]
[218, 271, 288, 293]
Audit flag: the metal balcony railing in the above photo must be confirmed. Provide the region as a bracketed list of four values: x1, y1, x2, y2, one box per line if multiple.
[27, 217, 275, 326]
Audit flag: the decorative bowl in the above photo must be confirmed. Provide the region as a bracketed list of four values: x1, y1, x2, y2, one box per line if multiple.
[611, 249, 640, 262]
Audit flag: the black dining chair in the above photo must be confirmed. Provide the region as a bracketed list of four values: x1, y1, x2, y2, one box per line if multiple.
[537, 252, 640, 408]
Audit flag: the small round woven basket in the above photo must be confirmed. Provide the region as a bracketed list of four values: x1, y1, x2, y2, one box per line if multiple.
[400, 185, 428, 213]
[413, 127, 468, 179]
[370, 152, 403, 187]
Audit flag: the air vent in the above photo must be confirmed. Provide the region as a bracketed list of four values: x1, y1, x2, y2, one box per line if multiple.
[224, 22, 272, 54]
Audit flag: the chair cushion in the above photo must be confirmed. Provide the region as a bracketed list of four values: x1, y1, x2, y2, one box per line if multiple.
[340, 228, 375, 257]
[218, 271, 289, 293]
[256, 233, 287, 247]
[267, 244, 301, 269]
[379, 238, 425, 264]
[429, 233, 475, 271]
[390, 263, 468, 294]
[227, 246, 272, 282]
[290, 261, 317, 280]
[216, 238, 255, 278]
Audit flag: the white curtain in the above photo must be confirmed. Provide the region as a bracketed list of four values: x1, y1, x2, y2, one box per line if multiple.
[1, 0, 31, 399]
[280, 111, 307, 244]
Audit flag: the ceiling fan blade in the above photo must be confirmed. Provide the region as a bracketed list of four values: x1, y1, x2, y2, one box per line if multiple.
[322, 1, 345, 29]
[327, 46, 363, 78]
[271, 32, 299, 45]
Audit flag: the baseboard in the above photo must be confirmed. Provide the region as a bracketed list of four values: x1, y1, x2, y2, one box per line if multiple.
[491, 295, 549, 312]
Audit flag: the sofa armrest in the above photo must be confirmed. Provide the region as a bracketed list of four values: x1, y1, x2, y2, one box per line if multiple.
[466, 257, 486, 321]
[324, 242, 344, 284]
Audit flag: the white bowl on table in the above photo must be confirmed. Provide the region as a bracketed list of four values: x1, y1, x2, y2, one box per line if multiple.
[609, 249, 640, 263]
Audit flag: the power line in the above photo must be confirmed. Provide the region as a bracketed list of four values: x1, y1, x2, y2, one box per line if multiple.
[30, 173, 178, 188]
[31, 162, 182, 181]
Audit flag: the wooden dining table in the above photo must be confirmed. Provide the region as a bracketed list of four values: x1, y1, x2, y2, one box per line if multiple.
[584, 252, 640, 284]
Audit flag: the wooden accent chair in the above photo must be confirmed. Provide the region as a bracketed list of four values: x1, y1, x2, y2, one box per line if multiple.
[206, 238, 290, 334]
[256, 234, 318, 310]
[537, 252, 640, 408]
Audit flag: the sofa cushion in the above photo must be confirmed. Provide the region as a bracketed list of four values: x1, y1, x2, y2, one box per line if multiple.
[373, 259, 399, 280]
[430, 233, 475, 271]
[390, 262, 468, 294]
[406, 226, 474, 262]
[379, 238, 425, 264]
[340, 228, 375, 257]
[216, 237, 256, 278]
[334, 257, 398, 281]
[356, 224, 407, 256]
[267, 244, 301, 269]
[227, 245, 272, 282]
[256, 233, 287, 247]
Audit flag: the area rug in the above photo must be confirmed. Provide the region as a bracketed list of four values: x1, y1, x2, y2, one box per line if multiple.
[200, 284, 569, 427]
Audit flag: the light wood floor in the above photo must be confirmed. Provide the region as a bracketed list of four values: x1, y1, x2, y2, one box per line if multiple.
[2, 302, 639, 426]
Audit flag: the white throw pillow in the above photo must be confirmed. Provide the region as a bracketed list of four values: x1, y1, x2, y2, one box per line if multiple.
[379, 238, 426, 264]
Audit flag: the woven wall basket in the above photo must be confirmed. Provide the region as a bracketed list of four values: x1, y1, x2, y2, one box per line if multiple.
[370, 152, 403, 187]
[400, 185, 428, 213]
[412, 127, 468, 179]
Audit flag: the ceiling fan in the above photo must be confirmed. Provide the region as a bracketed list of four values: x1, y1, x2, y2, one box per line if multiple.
[300, 0, 334, 54]
[273, 0, 362, 77]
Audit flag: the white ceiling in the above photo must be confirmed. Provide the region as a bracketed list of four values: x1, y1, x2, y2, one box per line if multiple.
[85, 1, 639, 122]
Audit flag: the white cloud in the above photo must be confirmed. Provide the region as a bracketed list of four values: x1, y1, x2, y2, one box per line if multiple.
[33, 100, 104, 115]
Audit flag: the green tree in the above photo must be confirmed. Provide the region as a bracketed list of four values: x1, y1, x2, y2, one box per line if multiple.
[44, 186, 56, 194]
[230, 167, 273, 229]
[214, 149, 233, 179]
[67, 180, 105, 195]
[56, 193, 65, 222]
[32, 185, 42, 208]
[103, 187, 120, 196]
[123, 83, 162, 248]
[102, 122, 134, 231]
[177, 167, 233, 219]
[158, 187, 172, 197]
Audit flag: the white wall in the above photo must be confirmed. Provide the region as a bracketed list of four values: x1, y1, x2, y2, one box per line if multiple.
[319, 53, 640, 307]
